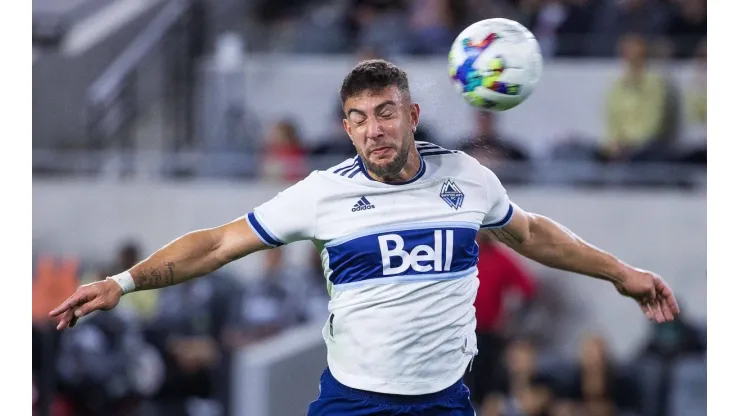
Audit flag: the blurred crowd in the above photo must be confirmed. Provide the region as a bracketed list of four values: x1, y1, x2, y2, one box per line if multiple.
[238, 0, 707, 185]
[254, 29, 706, 185]
[243, 0, 706, 59]
[468, 328, 706, 416]
[31, 0, 707, 186]
[32, 244, 329, 416]
[549, 31, 706, 166]
[32, 234, 706, 416]
[465, 233, 706, 416]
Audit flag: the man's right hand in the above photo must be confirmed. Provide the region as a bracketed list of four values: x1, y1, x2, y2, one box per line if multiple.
[49, 279, 123, 330]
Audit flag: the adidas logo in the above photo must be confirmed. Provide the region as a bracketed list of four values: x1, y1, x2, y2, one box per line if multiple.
[352, 196, 375, 212]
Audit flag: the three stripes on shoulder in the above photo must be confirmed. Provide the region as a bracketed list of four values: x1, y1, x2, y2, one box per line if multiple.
[415, 142, 458, 157]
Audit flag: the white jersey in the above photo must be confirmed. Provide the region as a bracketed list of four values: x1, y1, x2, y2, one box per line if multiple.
[246, 141, 513, 395]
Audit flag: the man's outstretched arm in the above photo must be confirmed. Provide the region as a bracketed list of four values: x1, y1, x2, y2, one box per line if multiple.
[49, 217, 268, 330]
[483, 203, 680, 323]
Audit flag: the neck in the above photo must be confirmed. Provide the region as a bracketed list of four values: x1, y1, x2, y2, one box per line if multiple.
[626, 62, 645, 80]
[368, 147, 422, 183]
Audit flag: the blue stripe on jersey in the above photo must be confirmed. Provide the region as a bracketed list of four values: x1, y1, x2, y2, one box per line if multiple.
[337, 160, 360, 176]
[416, 143, 442, 150]
[246, 212, 284, 247]
[334, 158, 357, 174]
[481, 203, 514, 229]
[334, 161, 357, 174]
[326, 226, 479, 287]
[419, 150, 455, 156]
[347, 166, 363, 178]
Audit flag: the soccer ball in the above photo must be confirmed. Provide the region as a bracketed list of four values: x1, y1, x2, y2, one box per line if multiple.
[448, 18, 543, 111]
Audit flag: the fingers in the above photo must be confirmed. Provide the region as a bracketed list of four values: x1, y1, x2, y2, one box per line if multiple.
[651, 299, 666, 323]
[659, 297, 675, 322]
[655, 279, 681, 315]
[640, 302, 654, 321]
[56, 305, 86, 330]
[50, 288, 98, 330]
[49, 290, 92, 317]
[642, 302, 655, 321]
[666, 294, 681, 315]
[49, 295, 80, 317]
[55, 302, 98, 330]
[643, 279, 664, 322]
[75, 300, 103, 319]
[642, 295, 680, 324]
[56, 309, 76, 331]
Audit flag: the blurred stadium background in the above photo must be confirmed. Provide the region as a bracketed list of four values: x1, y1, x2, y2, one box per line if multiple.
[32, 0, 706, 415]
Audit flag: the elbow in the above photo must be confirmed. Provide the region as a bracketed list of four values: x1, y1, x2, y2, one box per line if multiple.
[519, 211, 537, 244]
[197, 228, 231, 269]
[211, 238, 237, 268]
[208, 225, 251, 267]
[516, 213, 557, 256]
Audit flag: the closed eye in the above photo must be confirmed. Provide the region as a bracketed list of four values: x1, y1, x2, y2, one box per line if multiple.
[350, 116, 367, 125]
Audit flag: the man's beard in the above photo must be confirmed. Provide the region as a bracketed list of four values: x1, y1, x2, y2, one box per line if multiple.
[361, 135, 413, 181]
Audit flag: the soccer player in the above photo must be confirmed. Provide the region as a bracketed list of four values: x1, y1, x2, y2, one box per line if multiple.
[50, 60, 680, 416]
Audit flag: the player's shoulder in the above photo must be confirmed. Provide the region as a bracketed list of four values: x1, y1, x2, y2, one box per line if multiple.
[414, 141, 460, 157]
[321, 156, 365, 180]
[416, 141, 487, 175]
[415, 141, 478, 164]
[273, 170, 327, 199]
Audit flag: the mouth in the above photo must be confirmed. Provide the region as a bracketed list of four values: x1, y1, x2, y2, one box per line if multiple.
[369, 146, 393, 157]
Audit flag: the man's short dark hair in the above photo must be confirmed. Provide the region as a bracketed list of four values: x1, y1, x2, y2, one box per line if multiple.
[340, 59, 410, 104]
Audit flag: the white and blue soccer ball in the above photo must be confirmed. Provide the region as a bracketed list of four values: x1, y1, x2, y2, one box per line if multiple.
[448, 18, 543, 111]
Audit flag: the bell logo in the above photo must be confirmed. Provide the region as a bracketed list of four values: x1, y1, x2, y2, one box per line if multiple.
[378, 230, 454, 275]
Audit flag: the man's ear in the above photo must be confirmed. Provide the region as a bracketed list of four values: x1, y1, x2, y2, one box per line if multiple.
[410, 102, 421, 133]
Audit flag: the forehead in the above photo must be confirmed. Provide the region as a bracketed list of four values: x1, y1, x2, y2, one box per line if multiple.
[343, 86, 407, 114]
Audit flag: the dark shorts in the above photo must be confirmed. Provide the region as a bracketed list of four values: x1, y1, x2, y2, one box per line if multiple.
[306, 368, 476, 416]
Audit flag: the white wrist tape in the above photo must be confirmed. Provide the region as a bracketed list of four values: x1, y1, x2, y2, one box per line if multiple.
[107, 271, 136, 295]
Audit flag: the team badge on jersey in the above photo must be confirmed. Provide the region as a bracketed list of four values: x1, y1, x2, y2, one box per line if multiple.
[440, 180, 464, 210]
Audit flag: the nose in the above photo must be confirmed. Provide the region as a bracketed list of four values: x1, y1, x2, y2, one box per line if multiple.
[365, 116, 384, 140]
